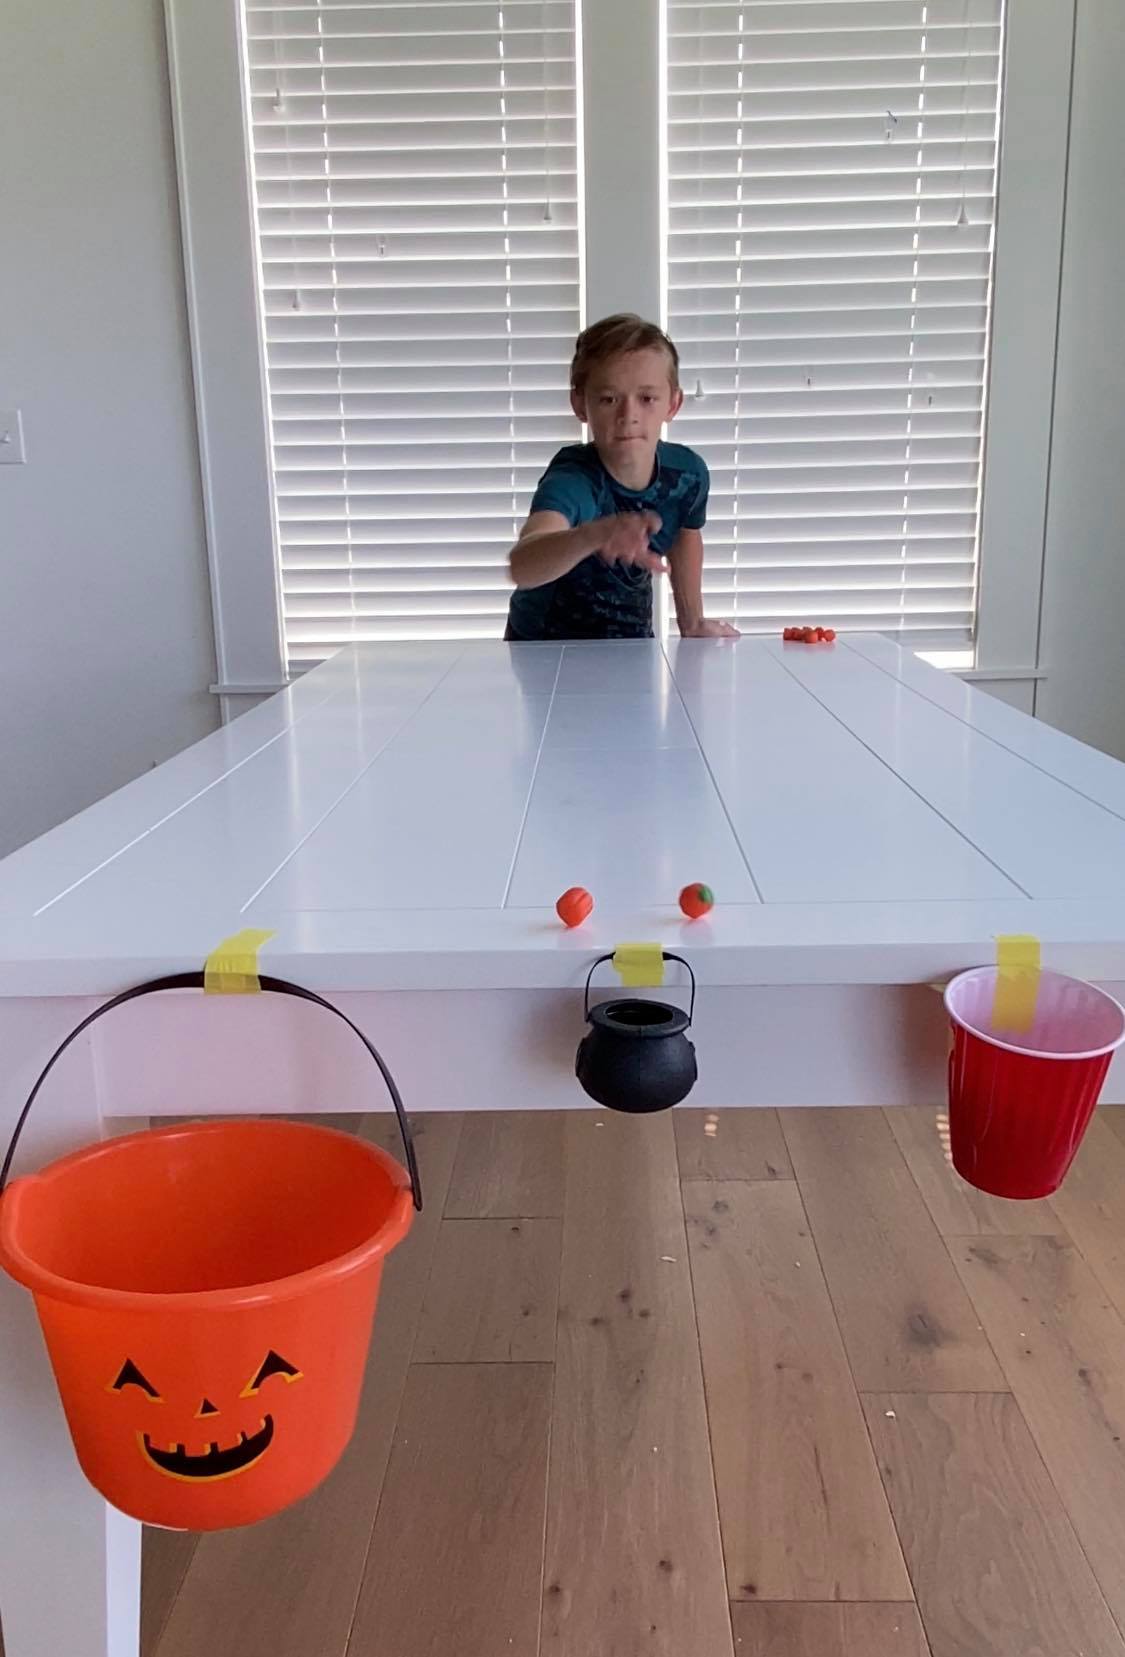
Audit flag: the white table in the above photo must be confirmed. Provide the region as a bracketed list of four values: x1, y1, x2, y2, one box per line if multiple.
[3, 635, 1125, 1657]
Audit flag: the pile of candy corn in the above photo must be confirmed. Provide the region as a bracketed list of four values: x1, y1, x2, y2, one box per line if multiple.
[783, 625, 836, 643]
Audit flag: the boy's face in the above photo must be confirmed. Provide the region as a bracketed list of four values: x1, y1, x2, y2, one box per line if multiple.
[571, 347, 683, 478]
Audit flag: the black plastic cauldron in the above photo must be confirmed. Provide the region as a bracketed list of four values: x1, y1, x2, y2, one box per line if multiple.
[576, 953, 698, 1113]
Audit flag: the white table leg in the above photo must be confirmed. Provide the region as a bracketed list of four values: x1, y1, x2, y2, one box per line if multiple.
[0, 1000, 141, 1657]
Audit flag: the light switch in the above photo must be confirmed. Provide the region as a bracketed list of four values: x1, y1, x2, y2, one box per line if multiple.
[0, 410, 26, 464]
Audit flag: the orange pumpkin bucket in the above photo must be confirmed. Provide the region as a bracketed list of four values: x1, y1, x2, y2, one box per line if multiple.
[0, 974, 421, 1531]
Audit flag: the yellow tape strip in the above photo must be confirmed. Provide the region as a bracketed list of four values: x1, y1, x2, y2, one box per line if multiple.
[612, 942, 665, 989]
[992, 934, 1041, 1033]
[204, 928, 276, 994]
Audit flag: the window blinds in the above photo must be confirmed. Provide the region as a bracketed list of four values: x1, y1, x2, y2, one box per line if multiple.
[666, 0, 1004, 639]
[242, 0, 582, 669]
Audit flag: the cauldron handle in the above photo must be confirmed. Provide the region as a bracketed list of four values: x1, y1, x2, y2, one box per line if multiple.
[583, 953, 697, 1024]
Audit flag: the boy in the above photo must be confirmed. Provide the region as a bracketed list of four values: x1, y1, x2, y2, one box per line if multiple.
[506, 314, 739, 641]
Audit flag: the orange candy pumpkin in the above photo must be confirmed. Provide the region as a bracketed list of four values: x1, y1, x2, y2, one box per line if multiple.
[556, 886, 594, 928]
[679, 882, 715, 920]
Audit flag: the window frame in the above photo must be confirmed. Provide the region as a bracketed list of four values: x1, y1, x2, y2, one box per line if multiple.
[165, 0, 288, 720]
[165, 0, 1073, 716]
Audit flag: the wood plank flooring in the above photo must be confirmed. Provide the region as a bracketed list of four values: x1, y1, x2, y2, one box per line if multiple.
[683, 1179, 909, 1603]
[543, 1112, 733, 1655]
[128, 1105, 1125, 1656]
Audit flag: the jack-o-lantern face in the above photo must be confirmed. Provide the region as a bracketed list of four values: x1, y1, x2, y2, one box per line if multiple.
[108, 1350, 303, 1483]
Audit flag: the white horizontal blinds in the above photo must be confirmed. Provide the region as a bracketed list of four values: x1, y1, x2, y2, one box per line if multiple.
[242, 0, 581, 668]
[666, 0, 1004, 637]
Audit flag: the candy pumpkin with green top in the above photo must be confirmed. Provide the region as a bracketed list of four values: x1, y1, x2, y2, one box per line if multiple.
[679, 883, 714, 920]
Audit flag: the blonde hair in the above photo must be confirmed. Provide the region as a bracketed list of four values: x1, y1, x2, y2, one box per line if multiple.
[570, 313, 680, 395]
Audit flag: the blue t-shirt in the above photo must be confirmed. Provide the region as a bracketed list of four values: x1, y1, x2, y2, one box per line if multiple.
[506, 440, 709, 641]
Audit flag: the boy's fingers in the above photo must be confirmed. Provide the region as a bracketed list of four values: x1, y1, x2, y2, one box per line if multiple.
[600, 514, 665, 574]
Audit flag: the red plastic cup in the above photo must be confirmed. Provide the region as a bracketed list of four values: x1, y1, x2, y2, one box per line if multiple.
[944, 968, 1125, 1198]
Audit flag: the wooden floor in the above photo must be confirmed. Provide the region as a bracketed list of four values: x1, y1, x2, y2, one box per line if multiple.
[128, 1105, 1125, 1655]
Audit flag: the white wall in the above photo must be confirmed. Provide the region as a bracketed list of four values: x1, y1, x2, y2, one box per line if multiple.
[1035, 0, 1125, 760]
[0, 0, 217, 857]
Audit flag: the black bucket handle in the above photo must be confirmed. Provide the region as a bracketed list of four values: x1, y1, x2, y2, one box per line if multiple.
[583, 952, 696, 1025]
[0, 973, 421, 1211]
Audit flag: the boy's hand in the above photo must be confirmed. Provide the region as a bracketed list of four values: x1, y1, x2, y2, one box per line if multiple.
[598, 511, 667, 575]
[680, 617, 741, 639]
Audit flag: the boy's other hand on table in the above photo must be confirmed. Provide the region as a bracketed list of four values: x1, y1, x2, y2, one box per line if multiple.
[680, 617, 740, 639]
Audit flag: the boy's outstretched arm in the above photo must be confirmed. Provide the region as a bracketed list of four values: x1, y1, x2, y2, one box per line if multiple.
[667, 528, 740, 638]
[509, 510, 667, 589]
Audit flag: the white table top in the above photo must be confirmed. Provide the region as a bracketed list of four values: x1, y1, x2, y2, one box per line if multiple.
[4, 635, 1125, 996]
